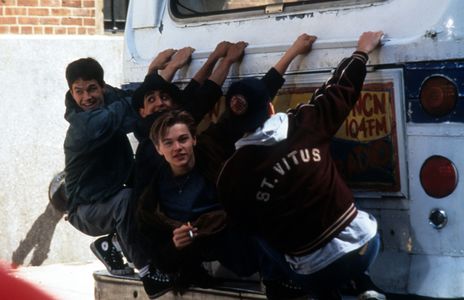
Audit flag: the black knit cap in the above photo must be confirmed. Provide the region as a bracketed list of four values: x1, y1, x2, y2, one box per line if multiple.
[225, 78, 271, 132]
[132, 73, 181, 110]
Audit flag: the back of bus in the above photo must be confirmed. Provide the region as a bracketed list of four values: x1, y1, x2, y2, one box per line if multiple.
[124, 1, 464, 298]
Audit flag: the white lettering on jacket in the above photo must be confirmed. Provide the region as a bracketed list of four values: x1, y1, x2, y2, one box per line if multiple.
[256, 148, 321, 202]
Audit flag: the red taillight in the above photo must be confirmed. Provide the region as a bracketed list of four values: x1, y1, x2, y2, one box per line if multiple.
[419, 76, 457, 117]
[420, 156, 458, 198]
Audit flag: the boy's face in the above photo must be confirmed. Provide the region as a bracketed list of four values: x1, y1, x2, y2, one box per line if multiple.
[139, 90, 174, 118]
[70, 79, 105, 111]
[155, 123, 196, 176]
[229, 93, 275, 118]
[229, 94, 248, 115]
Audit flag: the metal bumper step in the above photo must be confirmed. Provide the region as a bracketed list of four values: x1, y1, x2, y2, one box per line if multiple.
[93, 270, 266, 300]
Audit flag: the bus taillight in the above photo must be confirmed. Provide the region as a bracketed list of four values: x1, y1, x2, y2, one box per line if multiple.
[420, 155, 458, 198]
[419, 75, 457, 118]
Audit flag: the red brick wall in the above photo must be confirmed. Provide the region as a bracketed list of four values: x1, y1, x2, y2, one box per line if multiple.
[0, 0, 102, 34]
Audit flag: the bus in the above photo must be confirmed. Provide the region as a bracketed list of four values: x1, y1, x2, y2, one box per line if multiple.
[123, 1, 464, 298]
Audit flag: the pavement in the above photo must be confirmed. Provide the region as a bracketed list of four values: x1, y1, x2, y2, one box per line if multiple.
[6, 261, 363, 300]
[8, 260, 103, 300]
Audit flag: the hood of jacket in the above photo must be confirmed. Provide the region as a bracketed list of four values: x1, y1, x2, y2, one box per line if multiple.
[235, 112, 289, 149]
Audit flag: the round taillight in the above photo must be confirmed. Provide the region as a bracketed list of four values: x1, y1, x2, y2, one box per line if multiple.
[420, 155, 457, 198]
[419, 75, 457, 118]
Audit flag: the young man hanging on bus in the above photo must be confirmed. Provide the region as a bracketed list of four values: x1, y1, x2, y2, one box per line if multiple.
[62, 50, 190, 279]
[135, 33, 317, 299]
[64, 57, 137, 277]
[217, 31, 386, 300]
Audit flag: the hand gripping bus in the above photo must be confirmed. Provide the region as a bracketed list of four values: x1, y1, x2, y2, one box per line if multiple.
[122, 1, 464, 298]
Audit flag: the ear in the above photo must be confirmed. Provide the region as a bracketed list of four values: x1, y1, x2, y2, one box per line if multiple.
[192, 136, 197, 146]
[139, 107, 146, 118]
[268, 102, 275, 116]
[155, 144, 163, 156]
[69, 89, 76, 100]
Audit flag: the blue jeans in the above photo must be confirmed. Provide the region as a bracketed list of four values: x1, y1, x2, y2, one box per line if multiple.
[255, 234, 380, 296]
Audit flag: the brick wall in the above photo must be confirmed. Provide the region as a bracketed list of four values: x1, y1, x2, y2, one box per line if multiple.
[0, 0, 103, 34]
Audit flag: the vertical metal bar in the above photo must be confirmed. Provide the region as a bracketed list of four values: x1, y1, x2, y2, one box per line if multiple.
[110, 0, 117, 33]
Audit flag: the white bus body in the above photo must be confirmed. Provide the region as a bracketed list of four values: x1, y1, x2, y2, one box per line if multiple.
[124, 1, 464, 298]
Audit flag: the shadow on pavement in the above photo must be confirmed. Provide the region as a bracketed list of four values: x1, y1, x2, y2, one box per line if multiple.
[11, 203, 64, 266]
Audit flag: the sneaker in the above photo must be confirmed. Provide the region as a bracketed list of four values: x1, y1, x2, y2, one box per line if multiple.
[90, 235, 134, 276]
[263, 279, 308, 300]
[141, 268, 173, 299]
[358, 290, 387, 300]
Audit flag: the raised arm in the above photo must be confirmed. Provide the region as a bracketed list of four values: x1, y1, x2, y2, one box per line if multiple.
[261, 34, 317, 100]
[292, 31, 383, 136]
[273, 33, 317, 75]
[158, 47, 195, 82]
[146, 48, 177, 76]
[192, 41, 232, 85]
[182, 41, 248, 123]
[208, 41, 248, 86]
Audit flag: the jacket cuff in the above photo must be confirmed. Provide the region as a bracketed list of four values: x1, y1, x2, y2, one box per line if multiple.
[203, 79, 223, 97]
[352, 51, 369, 64]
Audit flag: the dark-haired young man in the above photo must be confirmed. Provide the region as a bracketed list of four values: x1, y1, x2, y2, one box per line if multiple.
[217, 31, 385, 299]
[63, 53, 181, 282]
[64, 57, 137, 276]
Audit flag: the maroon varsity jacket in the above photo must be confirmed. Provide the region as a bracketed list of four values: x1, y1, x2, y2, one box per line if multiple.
[217, 52, 369, 256]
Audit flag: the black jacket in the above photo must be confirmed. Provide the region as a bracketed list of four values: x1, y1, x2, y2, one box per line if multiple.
[64, 85, 137, 212]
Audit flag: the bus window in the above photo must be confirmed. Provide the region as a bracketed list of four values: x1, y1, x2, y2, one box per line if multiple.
[170, 0, 385, 18]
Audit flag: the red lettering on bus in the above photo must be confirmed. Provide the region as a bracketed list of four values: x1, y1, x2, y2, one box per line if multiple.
[351, 92, 387, 118]
[375, 116, 387, 136]
[344, 115, 388, 139]
[372, 92, 386, 114]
